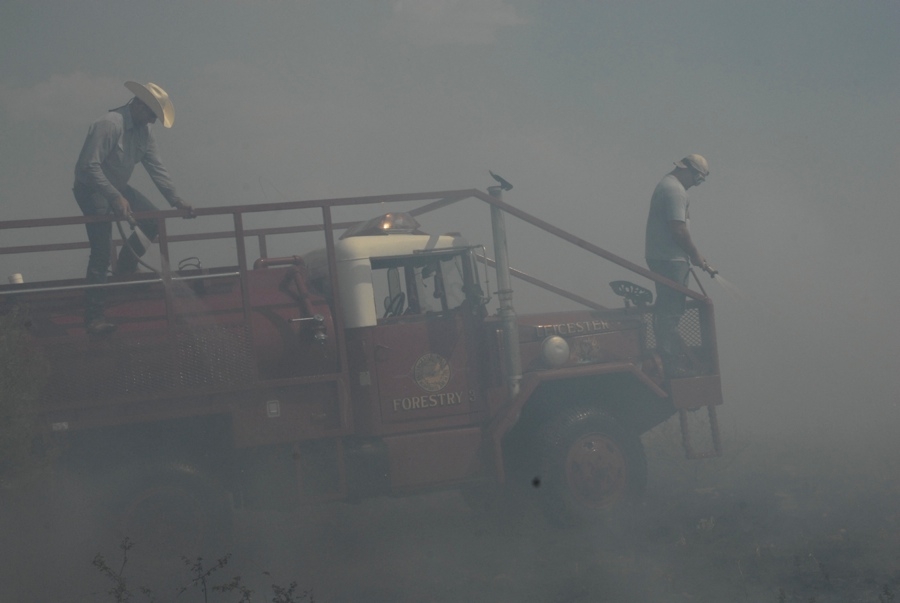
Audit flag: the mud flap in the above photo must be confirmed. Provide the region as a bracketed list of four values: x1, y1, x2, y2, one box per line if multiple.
[668, 375, 723, 459]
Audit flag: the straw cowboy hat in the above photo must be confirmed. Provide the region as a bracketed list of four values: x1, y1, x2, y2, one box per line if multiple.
[124, 81, 174, 128]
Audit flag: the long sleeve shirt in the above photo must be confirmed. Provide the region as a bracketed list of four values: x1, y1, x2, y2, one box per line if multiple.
[74, 103, 181, 206]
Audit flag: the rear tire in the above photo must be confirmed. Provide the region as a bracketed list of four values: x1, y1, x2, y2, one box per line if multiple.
[538, 408, 646, 527]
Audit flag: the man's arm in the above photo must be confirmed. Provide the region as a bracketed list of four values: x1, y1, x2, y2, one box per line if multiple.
[669, 220, 715, 274]
[75, 120, 133, 218]
[141, 134, 192, 215]
[75, 120, 130, 215]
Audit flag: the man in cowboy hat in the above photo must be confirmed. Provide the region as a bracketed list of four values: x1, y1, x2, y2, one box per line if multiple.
[644, 153, 716, 377]
[73, 81, 193, 334]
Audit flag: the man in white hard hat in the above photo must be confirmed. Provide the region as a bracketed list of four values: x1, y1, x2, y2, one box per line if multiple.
[73, 81, 193, 334]
[644, 153, 716, 377]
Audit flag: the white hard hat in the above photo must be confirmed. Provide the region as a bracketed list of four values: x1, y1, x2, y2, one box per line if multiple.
[675, 153, 709, 177]
[124, 81, 175, 128]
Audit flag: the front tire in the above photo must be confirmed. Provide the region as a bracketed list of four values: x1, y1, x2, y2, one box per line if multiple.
[538, 408, 647, 526]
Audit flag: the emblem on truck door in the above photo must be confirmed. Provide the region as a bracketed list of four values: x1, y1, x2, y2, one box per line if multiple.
[414, 353, 451, 392]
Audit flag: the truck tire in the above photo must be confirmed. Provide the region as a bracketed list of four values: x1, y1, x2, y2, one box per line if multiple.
[108, 462, 233, 561]
[538, 407, 646, 527]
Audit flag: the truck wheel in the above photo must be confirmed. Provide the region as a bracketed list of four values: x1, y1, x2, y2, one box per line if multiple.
[538, 408, 646, 526]
[109, 463, 232, 561]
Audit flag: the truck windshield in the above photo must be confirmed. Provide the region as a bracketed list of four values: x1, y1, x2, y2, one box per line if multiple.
[372, 252, 469, 318]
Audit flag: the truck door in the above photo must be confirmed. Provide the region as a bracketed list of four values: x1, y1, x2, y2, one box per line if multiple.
[369, 251, 487, 427]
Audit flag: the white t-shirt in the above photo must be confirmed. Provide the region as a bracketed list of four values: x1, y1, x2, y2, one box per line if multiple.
[645, 174, 690, 262]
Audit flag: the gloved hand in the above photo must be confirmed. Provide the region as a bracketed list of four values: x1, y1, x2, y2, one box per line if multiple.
[172, 198, 195, 219]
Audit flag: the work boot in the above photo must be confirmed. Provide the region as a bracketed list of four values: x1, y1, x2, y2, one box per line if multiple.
[86, 318, 117, 335]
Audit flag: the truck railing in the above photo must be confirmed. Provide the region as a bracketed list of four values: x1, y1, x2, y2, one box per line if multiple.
[0, 188, 704, 308]
[0, 188, 715, 381]
[466, 190, 708, 302]
[0, 187, 720, 457]
[0, 271, 240, 297]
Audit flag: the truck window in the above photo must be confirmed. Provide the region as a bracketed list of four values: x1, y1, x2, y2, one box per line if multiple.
[372, 253, 469, 319]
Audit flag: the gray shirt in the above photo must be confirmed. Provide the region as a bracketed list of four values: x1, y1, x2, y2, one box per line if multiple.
[74, 103, 180, 206]
[645, 174, 689, 262]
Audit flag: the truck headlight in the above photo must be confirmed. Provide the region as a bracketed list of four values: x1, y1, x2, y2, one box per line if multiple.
[541, 335, 570, 368]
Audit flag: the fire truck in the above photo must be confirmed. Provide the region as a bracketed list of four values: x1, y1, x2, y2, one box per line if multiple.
[0, 178, 723, 554]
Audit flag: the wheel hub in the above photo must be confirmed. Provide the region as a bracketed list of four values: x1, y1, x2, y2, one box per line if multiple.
[565, 434, 628, 509]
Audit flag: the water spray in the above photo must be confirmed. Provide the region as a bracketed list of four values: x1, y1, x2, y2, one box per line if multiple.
[710, 272, 743, 298]
[691, 265, 743, 300]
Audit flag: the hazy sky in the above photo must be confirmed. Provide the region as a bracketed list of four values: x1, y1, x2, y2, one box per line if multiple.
[2, 0, 899, 435]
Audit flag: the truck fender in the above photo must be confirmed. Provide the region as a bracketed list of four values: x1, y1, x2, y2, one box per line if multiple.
[488, 362, 665, 483]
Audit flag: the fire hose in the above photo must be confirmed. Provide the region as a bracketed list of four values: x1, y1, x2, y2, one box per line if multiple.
[113, 212, 160, 276]
[113, 205, 195, 276]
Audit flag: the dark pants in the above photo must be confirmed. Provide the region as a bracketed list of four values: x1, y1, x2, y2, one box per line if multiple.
[647, 259, 690, 363]
[73, 184, 160, 323]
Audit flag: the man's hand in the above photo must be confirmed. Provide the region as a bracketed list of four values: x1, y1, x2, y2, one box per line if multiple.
[111, 195, 136, 226]
[690, 254, 717, 276]
[172, 199, 196, 219]
[111, 195, 132, 217]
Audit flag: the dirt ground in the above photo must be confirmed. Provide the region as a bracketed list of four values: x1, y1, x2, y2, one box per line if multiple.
[3, 420, 899, 602]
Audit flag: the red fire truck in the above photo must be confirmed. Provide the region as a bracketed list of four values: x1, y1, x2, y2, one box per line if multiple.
[0, 178, 722, 554]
